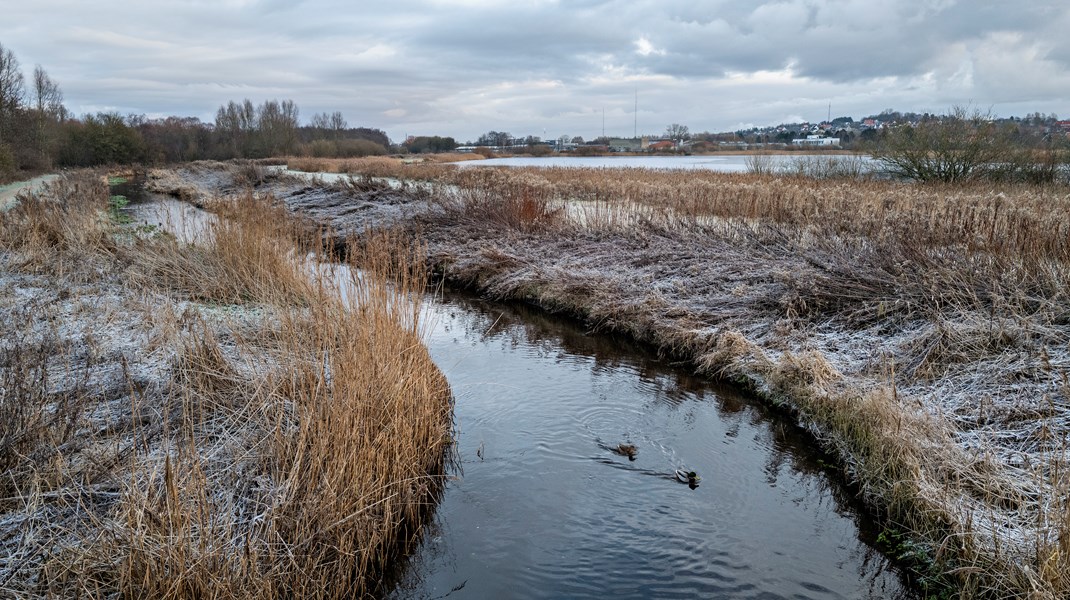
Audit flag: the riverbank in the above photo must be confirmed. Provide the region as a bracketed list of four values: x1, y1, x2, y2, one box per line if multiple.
[149, 161, 1070, 598]
[0, 172, 453, 597]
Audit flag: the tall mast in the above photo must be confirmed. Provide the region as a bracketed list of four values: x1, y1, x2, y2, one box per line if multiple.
[634, 86, 638, 138]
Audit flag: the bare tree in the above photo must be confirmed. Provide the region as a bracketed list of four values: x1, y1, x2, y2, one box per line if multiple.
[327, 111, 346, 139]
[28, 65, 64, 166]
[310, 111, 331, 130]
[310, 110, 348, 140]
[32, 65, 64, 118]
[257, 99, 299, 156]
[665, 123, 690, 141]
[0, 42, 26, 145]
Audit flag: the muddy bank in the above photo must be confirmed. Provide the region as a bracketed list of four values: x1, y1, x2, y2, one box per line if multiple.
[151, 161, 1070, 598]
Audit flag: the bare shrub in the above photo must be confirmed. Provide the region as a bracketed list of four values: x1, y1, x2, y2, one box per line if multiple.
[438, 169, 563, 232]
[871, 107, 1009, 183]
[744, 151, 775, 175]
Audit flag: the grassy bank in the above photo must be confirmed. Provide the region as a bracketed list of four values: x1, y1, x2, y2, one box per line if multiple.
[0, 173, 452, 597]
[422, 168, 1070, 598]
[421, 168, 1070, 598]
[147, 161, 1070, 597]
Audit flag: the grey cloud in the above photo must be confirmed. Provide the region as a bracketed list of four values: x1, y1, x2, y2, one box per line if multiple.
[1, 0, 1068, 140]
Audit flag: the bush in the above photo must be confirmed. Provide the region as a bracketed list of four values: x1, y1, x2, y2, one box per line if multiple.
[0, 143, 15, 182]
[870, 107, 1007, 183]
[300, 139, 388, 158]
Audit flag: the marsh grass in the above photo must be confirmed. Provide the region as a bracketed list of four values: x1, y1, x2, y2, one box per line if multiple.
[0, 171, 453, 597]
[0, 176, 118, 278]
[127, 192, 323, 305]
[133, 159, 1070, 597]
[345, 162, 1069, 598]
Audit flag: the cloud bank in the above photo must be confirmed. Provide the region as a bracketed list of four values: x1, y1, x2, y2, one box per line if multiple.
[3, 0, 1068, 142]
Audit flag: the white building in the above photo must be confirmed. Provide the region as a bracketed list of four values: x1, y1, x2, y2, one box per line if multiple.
[791, 135, 840, 147]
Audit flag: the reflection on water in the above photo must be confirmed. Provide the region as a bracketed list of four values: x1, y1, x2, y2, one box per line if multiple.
[126, 195, 216, 243]
[390, 293, 915, 599]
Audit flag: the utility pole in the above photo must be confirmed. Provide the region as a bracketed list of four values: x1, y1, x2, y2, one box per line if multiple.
[602, 107, 605, 139]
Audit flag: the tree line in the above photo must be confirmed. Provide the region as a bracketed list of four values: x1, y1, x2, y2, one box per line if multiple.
[0, 42, 391, 183]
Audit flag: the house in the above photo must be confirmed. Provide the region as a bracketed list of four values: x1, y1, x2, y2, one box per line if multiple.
[791, 135, 840, 147]
[608, 137, 648, 152]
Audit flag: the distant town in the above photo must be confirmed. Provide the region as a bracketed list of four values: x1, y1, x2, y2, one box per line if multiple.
[434, 110, 1070, 155]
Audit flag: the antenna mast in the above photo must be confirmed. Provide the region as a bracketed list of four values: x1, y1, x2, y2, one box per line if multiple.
[634, 86, 638, 138]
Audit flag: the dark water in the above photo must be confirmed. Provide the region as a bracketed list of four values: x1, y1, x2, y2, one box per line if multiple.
[391, 293, 915, 599]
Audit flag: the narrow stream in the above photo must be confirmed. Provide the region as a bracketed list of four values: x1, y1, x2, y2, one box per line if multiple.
[391, 293, 915, 599]
[119, 185, 917, 599]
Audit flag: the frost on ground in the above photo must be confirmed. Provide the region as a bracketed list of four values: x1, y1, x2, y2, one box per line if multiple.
[0, 171, 453, 597]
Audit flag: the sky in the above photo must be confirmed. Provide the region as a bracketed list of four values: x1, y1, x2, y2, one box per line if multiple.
[2, 0, 1069, 143]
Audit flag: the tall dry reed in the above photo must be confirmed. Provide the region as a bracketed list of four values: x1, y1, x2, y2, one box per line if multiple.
[0, 172, 453, 598]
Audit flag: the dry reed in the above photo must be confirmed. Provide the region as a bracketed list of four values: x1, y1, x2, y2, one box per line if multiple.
[375, 163, 1070, 598]
[136, 159, 1070, 597]
[0, 171, 453, 598]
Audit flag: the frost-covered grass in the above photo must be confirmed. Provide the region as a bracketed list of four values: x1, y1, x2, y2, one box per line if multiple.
[150, 161, 1070, 598]
[0, 174, 452, 598]
[417, 166, 1070, 598]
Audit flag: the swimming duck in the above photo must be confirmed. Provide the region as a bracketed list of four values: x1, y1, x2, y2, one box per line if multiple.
[675, 469, 701, 487]
[612, 443, 638, 461]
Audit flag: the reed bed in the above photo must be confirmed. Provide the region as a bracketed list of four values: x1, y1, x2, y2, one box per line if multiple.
[387, 163, 1070, 598]
[452, 168, 1070, 598]
[146, 160, 1070, 597]
[0, 172, 453, 597]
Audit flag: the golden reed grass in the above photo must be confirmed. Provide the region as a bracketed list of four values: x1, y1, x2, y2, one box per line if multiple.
[0, 172, 453, 598]
[321, 160, 1070, 598]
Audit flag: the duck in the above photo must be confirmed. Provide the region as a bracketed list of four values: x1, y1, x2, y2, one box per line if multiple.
[675, 469, 701, 487]
[612, 443, 638, 461]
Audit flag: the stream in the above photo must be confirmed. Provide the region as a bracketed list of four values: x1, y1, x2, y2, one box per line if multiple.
[391, 294, 915, 599]
[119, 184, 917, 599]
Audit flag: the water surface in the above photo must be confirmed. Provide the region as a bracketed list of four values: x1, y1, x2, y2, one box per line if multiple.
[391, 294, 914, 599]
[450, 154, 874, 172]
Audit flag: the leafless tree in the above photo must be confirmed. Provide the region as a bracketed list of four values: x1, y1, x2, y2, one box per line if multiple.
[665, 123, 690, 141]
[32, 65, 64, 118]
[870, 106, 1009, 183]
[310, 110, 347, 139]
[257, 99, 299, 155]
[0, 42, 26, 144]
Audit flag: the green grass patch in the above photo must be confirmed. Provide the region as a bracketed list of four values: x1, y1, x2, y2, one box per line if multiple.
[109, 194, 132, 224]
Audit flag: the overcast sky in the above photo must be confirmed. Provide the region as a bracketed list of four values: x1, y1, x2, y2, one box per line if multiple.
[3, 0, 1069, 142]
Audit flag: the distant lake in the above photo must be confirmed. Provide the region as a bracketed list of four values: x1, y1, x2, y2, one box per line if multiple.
[451, 154, 876, 172]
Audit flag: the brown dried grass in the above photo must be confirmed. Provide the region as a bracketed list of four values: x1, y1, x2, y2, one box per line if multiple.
[0, 173, 453, 598]
[384, 164, 1070, 598]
